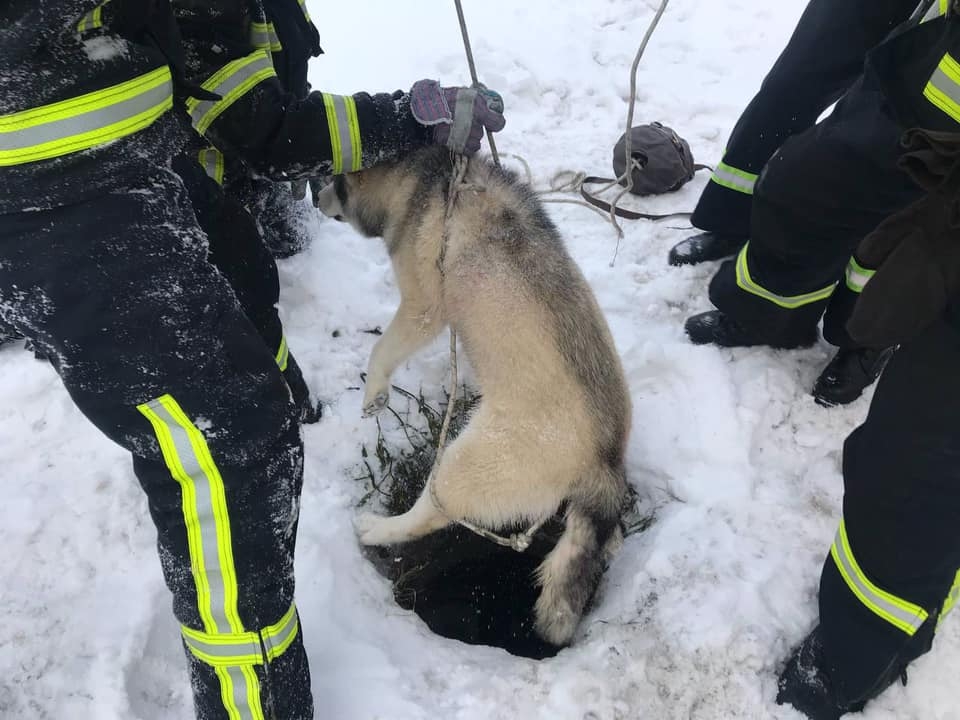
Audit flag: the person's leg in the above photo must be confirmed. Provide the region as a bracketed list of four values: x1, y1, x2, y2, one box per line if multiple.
[673, 0, 918, 266]
[778, 310, 960, 718]
[178, 154, 321, 423]
[688, 72, 922, 352]
[0, 169, 314, 719]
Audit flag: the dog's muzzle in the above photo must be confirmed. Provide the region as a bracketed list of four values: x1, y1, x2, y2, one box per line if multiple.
[316, 182, 344, 221]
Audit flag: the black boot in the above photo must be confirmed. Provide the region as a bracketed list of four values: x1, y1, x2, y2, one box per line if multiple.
[668, 232, 747, 267]
[283, 353, 323, 424]
[684, 310, 818, 349]
[777, 626, 860, 720]
[812, 346, 895, 407]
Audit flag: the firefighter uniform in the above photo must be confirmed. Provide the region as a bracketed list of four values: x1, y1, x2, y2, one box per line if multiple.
[213, 0, 323, 259]
[702, 2, 956, 350]
[689, 0, 919, 241]
[774, 8, 960, 717]
[0, 2, 502, 718]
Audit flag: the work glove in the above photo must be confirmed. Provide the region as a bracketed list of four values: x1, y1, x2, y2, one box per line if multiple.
[409, 80, 505, 156]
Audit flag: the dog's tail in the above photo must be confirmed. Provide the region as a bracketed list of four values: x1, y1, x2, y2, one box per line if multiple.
[533, 464, 626, 646]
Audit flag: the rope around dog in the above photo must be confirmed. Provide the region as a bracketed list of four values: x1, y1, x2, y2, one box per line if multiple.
[422, 5, 550, 553]
[423, 0, 670, 550]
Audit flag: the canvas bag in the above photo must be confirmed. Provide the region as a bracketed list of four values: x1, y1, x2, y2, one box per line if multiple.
[581, 122, 708, 220]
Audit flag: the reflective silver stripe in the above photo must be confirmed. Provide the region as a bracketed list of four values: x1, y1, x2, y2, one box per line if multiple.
[922, 0, 948, 22]
[734, 243, 836, 309]
[198, 147, 224, 185]
[844, 257, 874, 293]
[924, 54, 960, 124]
[141, 398, 232, 633]
[710, 160, 758, 195]
[0, 68, 173, 166]
[182, 603, 300, 666]
[263, 611, 299, 660]
[250, 21, 282, 52]
[322, 93, 362, 173]
[187, 52, 277, 135]
[831, 520, 928, 635]
[215, 665, 262, 720]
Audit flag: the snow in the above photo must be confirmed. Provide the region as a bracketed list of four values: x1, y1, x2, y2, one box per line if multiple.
[1, 1, 958, 719]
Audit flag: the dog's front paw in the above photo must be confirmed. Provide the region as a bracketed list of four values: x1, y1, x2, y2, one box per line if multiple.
[361, 389, 389, 417]
[354, 511, 393, 546]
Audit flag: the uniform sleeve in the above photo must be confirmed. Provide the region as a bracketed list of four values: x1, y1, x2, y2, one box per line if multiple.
[182, 48, 431, 180]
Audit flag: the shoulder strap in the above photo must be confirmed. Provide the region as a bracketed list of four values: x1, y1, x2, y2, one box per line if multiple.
[578, 168, 709, 220]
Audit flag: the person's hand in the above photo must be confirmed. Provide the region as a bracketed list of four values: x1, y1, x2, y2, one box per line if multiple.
[409, 79, 505, 156]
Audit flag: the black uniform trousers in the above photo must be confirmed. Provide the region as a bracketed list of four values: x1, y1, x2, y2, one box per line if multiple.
[173, 154, 315, 417]
[0, 166, 314, 720]
[707, 13, 960, 349]
[707, 66, 923, 348]
[817, 307, 960, 707]
[691, 0, 918, 238]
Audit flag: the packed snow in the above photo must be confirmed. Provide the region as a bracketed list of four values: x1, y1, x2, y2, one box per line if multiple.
[2, 1, 957, 718]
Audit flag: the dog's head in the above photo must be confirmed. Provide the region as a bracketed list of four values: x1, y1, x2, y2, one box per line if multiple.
[316, 167, 393, 239]
[317, 147, 458, 240]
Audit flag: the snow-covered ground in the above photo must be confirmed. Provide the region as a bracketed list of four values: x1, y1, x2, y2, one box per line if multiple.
[2, 1, 958, 718]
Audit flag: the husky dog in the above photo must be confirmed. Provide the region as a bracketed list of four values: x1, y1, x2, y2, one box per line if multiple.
[316, 147, 632, 646]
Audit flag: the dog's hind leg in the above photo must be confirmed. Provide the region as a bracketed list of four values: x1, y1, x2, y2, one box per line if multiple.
[355, 476, 451, 546]
[363, 296, 444, 416]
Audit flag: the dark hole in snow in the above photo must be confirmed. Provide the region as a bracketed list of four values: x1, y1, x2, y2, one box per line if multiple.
[356, 384, 567, 659]
[363, 521, 565, 660]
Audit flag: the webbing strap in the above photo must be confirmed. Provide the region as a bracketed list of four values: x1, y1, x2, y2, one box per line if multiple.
[831, 519, 929, 636]
[0, 67, 172, 166]
[578, 169, 709, 221]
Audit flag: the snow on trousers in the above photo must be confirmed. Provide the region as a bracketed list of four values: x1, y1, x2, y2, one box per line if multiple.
[816, 307, 960, 706]
[691, 0, 919, 238]
[173, 152, 313, 413]
[0, 167, 314, 720]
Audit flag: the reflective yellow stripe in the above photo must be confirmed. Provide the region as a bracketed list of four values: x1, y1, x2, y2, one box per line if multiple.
[198, 147, 225, 186]
[710, 160, 758, 195]
[250, 21, 283, 52]
[297, 0, 312, 23]
[924, 53, 960, 124]
[138, 394, 266, 719]
[922, 0, 950, 22]
[77, 3, 104, 32]
[138, 395, 244, 634]
[844, 256, 875, 293]
[939, 569, 960, 629]
[734, 243, 836, 309]
[0, 66, 172, 166]
[181, 603, 300, 666]
[831, 519, 929, 636]
[275, 335, 289, 373]
[187, 51, 277, 136]
[322, 93, 362, 174]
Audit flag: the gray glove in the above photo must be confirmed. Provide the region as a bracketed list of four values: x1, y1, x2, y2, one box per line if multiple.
[409, 79, 505, 156]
